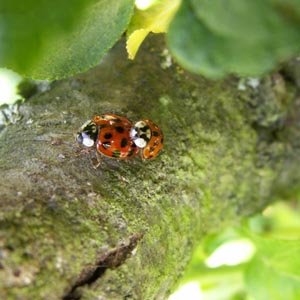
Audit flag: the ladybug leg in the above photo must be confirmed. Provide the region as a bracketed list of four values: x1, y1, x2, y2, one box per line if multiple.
[139, 150, 145, 161]
[92, 151, 103, 169]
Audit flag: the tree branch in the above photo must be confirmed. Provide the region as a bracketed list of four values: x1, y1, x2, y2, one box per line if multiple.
[0, 36, 299, 299]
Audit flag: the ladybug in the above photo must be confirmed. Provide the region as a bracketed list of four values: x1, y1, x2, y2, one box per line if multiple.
[76, 114, 163, 160]
[130, 119, 164, 159]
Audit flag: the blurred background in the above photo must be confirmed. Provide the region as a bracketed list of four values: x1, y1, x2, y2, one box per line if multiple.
[169, 199, 300, 300]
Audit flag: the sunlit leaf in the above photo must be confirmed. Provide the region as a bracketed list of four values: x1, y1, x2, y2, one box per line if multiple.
[126, 0, 180, 59]
[0, 68, 22, 105]
[245, 237, 300, 300]
[170, 202, 300, 300]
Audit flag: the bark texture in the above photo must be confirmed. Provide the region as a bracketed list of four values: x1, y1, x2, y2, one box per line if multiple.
[0, 35, 300, 300]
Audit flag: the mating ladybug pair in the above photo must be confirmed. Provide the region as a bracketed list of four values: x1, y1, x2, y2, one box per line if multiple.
[76, 114, 163, 160]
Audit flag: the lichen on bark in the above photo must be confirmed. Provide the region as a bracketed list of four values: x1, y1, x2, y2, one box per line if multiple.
[0, 35, 300, 300]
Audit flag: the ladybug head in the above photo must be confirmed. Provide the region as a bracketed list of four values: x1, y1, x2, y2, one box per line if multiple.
[131, 119, 163, 160]
[76, 120, 98, 147]
[130, 120, 151, 148]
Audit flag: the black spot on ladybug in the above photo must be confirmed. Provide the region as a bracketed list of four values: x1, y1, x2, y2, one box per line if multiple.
[121, 138, 128, 148]
[141, 125, 150, 132]
[140, 134, 150, 142]
[149, 155, 154, 159]
[104, 133, 113, 139]
[114, 118, 122, 123]
[112, 150, 121, 157]
[102, 142, 111, 149]
[132, 143, 137, 148]
[115, 126, 125, 133]
[153, 131, 159, 136]
[150, 147, 155, 153]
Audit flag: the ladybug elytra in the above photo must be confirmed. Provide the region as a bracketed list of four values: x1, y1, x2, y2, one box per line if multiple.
[76, 114, 163, 160]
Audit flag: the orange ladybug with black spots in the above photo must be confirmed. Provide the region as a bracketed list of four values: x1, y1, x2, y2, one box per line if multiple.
[76, 114, 163, 160]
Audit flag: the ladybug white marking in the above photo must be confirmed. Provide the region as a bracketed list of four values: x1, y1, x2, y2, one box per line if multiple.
[133, 137, 147, 148]
[130, 121, 151, 149]
[81, 132, 95, 147]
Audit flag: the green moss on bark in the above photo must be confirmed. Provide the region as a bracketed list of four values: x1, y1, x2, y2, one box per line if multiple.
[0, 36, 300, 299]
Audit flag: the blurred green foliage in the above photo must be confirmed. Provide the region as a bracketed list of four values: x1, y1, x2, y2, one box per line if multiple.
[0, 0, 134, 79]
[170, 201, 300, 300]
[1, 0, 300, 80]
[167, 0, 300, 78]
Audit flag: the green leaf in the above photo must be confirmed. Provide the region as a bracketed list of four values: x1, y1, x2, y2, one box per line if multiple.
[126, 0, 180, 59]
[0, 0, 135, 80]
[245, 238, 300, 300]
[167, 1, 226, 78]
[167, 0, 300, 78]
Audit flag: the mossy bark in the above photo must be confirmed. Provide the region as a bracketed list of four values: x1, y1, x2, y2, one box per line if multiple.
[0, 35, 300, 300]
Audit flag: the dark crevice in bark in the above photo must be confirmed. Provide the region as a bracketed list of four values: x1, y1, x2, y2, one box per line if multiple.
[279, 58, 300, 88]
[62, 233, 143, 300]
